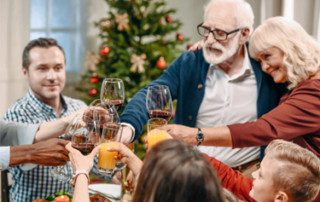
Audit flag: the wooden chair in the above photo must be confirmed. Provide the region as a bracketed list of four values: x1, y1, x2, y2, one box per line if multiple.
[1, 170, 10, 202]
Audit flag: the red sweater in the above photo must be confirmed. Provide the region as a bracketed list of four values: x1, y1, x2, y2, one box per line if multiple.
[204, 154, 320, 202]
[229, 79, 320, 158]
[203, 154, 255, 201]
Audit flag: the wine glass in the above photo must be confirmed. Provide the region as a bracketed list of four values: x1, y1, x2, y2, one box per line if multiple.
[100, 78, 125, 111]
[71, 115, 100, 155]
[50, 116, 80, 181]
[146, 85, 173, 121]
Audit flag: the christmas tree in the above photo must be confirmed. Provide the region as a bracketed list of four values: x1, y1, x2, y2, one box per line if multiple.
[78, 0, 190, 106]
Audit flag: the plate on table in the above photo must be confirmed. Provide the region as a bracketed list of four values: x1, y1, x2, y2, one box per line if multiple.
[88, 183, 121, 202]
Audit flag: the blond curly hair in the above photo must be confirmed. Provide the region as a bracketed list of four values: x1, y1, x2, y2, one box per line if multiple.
[249, 16, 320, 89]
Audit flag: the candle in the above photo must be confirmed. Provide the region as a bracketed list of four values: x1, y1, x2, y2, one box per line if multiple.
[54, 195, 70, 202]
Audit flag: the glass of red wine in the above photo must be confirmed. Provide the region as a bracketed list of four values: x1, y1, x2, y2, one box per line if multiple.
[71, 115, 100, 155]
[146, 85, 173, 121]
[100, 78, 125, 111]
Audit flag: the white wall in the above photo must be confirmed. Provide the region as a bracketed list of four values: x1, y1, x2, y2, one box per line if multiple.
[0, 0, 30, 116]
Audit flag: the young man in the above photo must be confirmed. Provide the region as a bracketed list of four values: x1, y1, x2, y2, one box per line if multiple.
[2, 38, 86, 201]
[120, 0, 285, 176]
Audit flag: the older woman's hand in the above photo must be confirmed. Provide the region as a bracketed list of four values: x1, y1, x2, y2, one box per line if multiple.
[65, 142, 100, 173]
[188, 40, 204, 51]
[162, 124, 198, 145]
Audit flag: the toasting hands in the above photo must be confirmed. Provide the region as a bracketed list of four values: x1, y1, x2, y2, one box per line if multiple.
[161, 124, 198, 145]
[9, 138, 71, 167]
[108, 143, 142, 176]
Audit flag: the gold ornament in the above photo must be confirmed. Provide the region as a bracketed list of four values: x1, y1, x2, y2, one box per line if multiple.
[115, 13, 129, 31]
[130, 53, 146, 73]
[83, 51, 100, 72]
[100, 18, 112, 30]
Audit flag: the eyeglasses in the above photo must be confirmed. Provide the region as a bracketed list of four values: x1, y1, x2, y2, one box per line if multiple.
[197, 23, 241, 41]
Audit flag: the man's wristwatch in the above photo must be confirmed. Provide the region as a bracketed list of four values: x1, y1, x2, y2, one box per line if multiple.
[196, 128, 204, 146]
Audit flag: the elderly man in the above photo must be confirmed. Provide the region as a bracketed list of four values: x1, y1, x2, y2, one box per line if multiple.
[119, 0, 285, 177]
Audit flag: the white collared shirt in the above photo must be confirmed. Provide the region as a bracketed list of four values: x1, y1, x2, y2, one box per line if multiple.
[0, 146, 10, 170]
[196, 46, 260, 167]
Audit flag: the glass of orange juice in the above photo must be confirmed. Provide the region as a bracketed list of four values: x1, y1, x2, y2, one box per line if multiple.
[96, 123, 122, 175]
[147, 118, 167, 149]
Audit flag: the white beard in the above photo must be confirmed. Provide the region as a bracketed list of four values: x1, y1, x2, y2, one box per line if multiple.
[203, 33, 240, 65]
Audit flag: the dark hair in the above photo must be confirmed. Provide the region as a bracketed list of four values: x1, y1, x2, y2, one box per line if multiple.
[22, 38, 65, 70]
[133, 139, 225, 202]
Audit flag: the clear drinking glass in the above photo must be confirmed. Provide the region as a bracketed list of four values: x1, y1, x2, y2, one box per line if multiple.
[146, 85, 173, 121]
[50, 116, 80, 181]
[70, 115, 99, 155]
[147, 118, 168, 149]
[97, 123, 123, 175]
[100, 78, 125, 111]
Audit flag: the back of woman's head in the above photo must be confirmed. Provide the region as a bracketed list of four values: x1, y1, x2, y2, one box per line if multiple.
[249, 16, 320, 89]
[133, 139, 225, 202]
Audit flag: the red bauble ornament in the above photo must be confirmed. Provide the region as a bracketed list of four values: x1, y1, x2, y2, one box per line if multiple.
[88, 88, 97, 97]
[156, 57, 167, 69]
[100, 46, 110, 56]
[90, 75, 99, 84]
[176, 33, 184, 41]
[165, 16, 172, 23]
[161, 41, 166, 45]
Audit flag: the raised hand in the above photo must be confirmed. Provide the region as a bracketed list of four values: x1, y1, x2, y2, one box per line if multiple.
[188, 39, 204, 51]
[107, 143, 142, 176]
[161, 124, 198, 145]
[10, 138, 71, 167]
[66, 142, 100, 173]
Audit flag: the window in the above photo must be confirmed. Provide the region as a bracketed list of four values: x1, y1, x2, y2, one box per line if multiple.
[30, 0, 88, 81]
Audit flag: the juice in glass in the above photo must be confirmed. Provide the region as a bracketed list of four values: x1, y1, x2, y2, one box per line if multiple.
[97, 142, 119, 174]
[148, 130, 167, 149]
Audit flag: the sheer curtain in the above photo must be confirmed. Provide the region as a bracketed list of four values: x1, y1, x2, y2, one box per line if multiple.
[0, 0, 30, 116]
[259, 0, 320, 40]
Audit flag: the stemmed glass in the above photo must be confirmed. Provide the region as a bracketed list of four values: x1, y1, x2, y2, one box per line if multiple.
[146, 85, 173, 121]
[100, 78, 125, 111]
[50, 116, 81, 181]
[70, 115, 99, 155]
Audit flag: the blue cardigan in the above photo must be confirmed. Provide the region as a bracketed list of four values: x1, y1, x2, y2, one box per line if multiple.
[120, 49, 286, 141]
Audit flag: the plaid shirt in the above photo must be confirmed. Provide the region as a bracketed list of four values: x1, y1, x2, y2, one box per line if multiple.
[2, 89, 86, 202]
